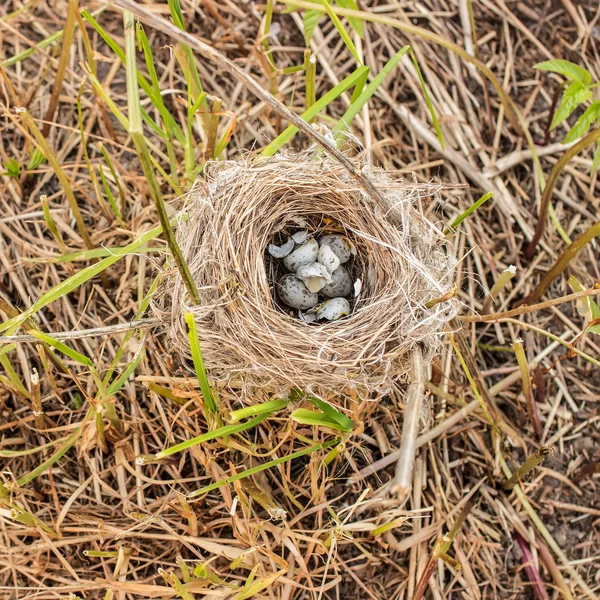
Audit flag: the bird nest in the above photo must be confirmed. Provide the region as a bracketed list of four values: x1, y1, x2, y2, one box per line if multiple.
[155, 152, 458, 401]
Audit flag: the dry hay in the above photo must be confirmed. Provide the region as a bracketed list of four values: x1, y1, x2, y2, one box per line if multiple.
[155, 152, 458, 400]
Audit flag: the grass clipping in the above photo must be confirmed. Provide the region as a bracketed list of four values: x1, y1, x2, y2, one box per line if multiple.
[156, 153, 458, 399]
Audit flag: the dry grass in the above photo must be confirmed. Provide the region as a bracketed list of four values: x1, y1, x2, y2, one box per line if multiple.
[1, 1, 599, 599]
[157, 153, 457, 398]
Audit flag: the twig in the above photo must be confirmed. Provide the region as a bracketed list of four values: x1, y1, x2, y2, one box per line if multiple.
[391, 346, 424, 500]
[0, 318, 162, 343]
[108, 0, 387, 206]
[460, 286, 600, 322]
[522, 219, 600, 305]
[524, 126, 600, 260]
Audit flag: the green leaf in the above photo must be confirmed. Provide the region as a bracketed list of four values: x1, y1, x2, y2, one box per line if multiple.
[27, 148, 46, 171]
[534, 59, 592, 85]
[563, 101, 600, 143]
[322, 0, 361, 64]
[291, 408, 348, 431]
[550, 81, 593, 130]
[2, 158, 20, 178]
[306, 395, 354, 431]
[333, 46, 409, 142]
[407, 47, 444, 149]
[334, 0, 363, 37]
[0, 224, 163, 335]
[567, 276, 600, 335]
[262, 65, 369, 156]
[149, 414, 271, 461]
[188, 439, 339, 497]
[27, 331, 93, 367]
[185, 311, 217, 414]
[444, 192, 494, 234]
[303, 9, 322, 45]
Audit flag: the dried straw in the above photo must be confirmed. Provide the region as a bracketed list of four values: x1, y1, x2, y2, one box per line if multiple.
[155, 152, 458, 401]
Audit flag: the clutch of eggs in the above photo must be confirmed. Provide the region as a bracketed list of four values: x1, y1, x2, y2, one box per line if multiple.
[269, 232, 359, 322]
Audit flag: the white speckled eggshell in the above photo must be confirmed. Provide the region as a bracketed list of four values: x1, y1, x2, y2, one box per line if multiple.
[282, 238, 319, 272]
[320, 266, 353, 298]
[296, 262, 332, 292]
[318, 235, 352, 264]
[316, 297, 350, 321]
[276, 274, 319, 309]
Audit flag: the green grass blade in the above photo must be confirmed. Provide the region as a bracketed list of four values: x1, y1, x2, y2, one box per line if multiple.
[144, 414, 272, 462]
[292, 408, 349, 431]
[28, 245, 159, 264]
[407, 47, 444, 149]
[188, 439, 339, 497]
[105, 348, 145, 397]
[98, 163, 122, 221]
[306, 395, 354, 431]
[0, 225, 162, 335]
[82, 10, 184, 145]
[17, 415, 90, 486]
[262, 65, 369, 156]
[322, 0, 360, 63]
[229, 398, 288, 422]
[0, 355, 31, 399]
[27, 331, 93, 367]
[333, 46, 409, 143]
[444, 192, 494, 235]
[98, 143, 126, 218]
[103, 275, 159, 386]
[334, 0, 363, 37]
[0, 436, 69, 458]
[122, 9, 200, 305]
[166, 0, 208, 118]
[184, 312, 216, 414]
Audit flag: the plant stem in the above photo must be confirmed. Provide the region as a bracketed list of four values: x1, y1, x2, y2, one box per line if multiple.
[122, 9, 200, 304]
[113, 0, 387, 205]
[523, 219, 600, 304]
[392, 346, 424, 499]
[512, 339, 543, 438]
[19, 111, 94, 249]
[412, 500, 472, 600]
[503, 446, 553, 490]
[524, 126, 600, 260]
[461, 286, 600, 322]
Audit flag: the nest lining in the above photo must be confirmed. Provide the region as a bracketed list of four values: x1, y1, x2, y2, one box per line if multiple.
[155, 153, 458, 400]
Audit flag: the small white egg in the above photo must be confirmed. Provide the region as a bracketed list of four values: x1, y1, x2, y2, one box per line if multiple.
[267, 237, 294, 258]
[283, 238, 319, 272]
[318, 235, 354, 264]
[296, 262, 332, 293]
[276, 274, 319, 310]
[320, 266, 353, 298]
[316, 297, 350, 321]
[317, 243, 341, 274]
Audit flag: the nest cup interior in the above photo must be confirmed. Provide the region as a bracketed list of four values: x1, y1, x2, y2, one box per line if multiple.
[158, 155, 458, 399]
[266, 212, 364, 319]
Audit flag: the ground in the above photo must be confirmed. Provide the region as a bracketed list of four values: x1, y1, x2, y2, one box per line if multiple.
[0, 1, 599, 599]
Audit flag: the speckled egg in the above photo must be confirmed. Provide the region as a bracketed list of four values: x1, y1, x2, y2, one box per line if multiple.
[316, 297, 350, 321]
[276, 274, 319, 310]
[283, 238, 319, 272]
[320, 266, 353, 298]
[318, 235, 354, 264]
[317, 243, 341, 274]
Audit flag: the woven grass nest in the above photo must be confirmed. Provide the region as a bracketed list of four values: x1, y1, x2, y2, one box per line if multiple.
[156, 152, 458, 401]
